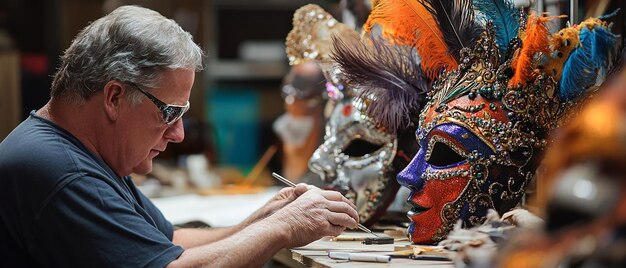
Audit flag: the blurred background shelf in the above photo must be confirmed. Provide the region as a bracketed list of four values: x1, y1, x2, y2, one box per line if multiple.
[206, 60, 288, 80]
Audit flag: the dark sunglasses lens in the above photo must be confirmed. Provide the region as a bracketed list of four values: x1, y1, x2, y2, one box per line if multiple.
[163, 106, 185, 124]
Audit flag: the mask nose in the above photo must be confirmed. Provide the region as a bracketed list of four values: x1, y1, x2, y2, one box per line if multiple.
[397, 149, 425, 192]
[308, 146, 337, 183]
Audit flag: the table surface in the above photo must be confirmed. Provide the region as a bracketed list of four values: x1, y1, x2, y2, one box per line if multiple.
[151, 187, 280, 227]
[276, 232, 455, 268]
[151, 190, 455, 267]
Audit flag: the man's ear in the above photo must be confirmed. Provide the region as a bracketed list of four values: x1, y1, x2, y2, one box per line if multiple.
[102, 80, 127, 123]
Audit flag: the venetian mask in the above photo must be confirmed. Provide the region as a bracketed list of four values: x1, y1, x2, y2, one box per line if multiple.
[398, 28, 537, 244]
[287, 4, 422, 226]
[347, 0, 618, 243]
[309, 92, 417, 226]
[399, 61, 535, 243]
[399, 19, 617, 243]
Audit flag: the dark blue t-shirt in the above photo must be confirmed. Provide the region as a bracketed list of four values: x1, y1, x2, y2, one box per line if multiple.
[0, 111, 183, 267]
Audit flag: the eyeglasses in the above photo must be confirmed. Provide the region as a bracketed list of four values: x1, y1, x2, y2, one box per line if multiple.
[125, 82, 190, 125]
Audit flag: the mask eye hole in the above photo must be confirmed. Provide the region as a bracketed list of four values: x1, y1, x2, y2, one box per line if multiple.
[343, 138, 384, 157]
[427, 142, 466, 167]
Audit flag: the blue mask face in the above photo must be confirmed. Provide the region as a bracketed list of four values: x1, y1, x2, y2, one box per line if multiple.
[399, 96, 529, 244]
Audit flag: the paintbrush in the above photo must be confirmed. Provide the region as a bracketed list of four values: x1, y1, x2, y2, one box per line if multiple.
[271, 172, 379, 237]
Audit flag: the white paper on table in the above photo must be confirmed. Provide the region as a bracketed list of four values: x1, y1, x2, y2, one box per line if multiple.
[151, 187, 280, 227]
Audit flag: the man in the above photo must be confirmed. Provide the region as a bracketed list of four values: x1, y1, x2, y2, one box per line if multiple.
[0, 6, 359, 267]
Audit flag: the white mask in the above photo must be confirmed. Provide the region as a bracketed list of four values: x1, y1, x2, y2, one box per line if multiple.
[272, 113, 315, 146]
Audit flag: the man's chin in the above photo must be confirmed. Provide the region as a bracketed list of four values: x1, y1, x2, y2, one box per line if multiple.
[132, 161, 153, 176]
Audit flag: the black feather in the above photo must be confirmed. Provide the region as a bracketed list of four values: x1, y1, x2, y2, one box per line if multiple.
[605, 39, 625, 80]
[331, 35, 430, 134]
[419, 0, 483, 60]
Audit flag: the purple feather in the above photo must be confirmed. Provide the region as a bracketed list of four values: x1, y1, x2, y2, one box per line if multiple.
[331, 35, 430, 134]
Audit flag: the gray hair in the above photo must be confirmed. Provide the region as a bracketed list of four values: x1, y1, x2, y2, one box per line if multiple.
[51, 5, 204, 104]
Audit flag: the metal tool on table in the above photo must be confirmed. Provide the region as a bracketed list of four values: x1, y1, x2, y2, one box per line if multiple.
[271, 172, 379, 237]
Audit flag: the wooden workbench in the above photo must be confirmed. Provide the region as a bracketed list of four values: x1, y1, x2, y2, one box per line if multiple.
[274, 232, 455, 268]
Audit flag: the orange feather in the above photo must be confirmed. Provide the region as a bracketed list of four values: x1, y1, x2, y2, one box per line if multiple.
[509, 15, 563, 87]
[364, 0, 457, 79]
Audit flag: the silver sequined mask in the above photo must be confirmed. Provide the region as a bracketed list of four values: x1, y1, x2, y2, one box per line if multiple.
[309, 95, 405, 226]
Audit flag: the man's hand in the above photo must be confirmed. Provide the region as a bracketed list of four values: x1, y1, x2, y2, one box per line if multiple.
[242, 183, 313, 225]
[168, 187, 359, 267]
[265, 188, 359, 247]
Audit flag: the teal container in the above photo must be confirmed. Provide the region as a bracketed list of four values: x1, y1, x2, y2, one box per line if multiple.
[206, 88, 259, 172]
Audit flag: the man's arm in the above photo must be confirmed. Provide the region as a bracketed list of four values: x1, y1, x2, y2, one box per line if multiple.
[172, 227, 240, 249]
[169, 220, 288, 267]
[167, 188, 358, 267]
[172, 184, 311, 249]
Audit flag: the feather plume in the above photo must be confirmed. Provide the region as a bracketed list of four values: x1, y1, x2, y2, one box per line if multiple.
[419, 0, 483, 61]
[364, 0, 457, 79]
[599, 8, 620, 20]
[509, 15, 558, 87]
[605, 42, 625, 80]
[541, 27, 580, 80]
[472, 0, 520, 60]
[559, 24, 619, 101]
[331, 35, 430, 133]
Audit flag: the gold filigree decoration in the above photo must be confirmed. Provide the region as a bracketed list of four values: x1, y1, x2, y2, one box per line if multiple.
[285, 4, 357, 66]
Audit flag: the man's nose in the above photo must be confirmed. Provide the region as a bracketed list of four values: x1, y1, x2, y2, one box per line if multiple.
[164, 119, 185, 143]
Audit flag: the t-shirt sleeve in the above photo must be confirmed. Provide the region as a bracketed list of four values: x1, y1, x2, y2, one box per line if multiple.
[126, 176, 176, 241]
[31, 176, 183, 268]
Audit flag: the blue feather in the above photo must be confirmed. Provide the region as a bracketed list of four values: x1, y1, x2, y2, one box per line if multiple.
[559, 26, 619, 101]
[472, 0, 519, 60]
[599, 8, 620, 20]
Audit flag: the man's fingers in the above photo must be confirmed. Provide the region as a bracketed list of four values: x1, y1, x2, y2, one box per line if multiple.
[344, 197, 357, 210]
[319, 190, 342, 201]
[277, 186, 293, 195]
[293, 183, 310, 196]
[327, 224, 345, 237]
[306, 184, 321, 191]
[325, 201, 359, 223]
[326, 212, 358, 229]
[319, 190, 357, 210]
